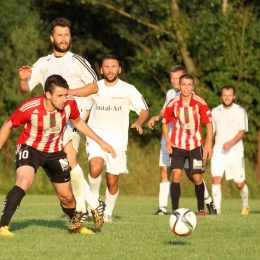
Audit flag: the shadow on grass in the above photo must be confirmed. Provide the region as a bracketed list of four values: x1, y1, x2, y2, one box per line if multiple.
[249, 210, 260, 214]
[165, 240, 190, 246]
[10, 219, 66, 232]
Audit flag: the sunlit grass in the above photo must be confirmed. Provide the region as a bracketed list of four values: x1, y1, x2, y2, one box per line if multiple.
[0, 195, 259, 260]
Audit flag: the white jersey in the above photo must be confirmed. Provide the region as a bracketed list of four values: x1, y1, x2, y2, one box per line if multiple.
[28, 51, 97, 120]
[211, 103, 248, 157]
[87, 79, 148, 151]
[160, 89, 178, 145]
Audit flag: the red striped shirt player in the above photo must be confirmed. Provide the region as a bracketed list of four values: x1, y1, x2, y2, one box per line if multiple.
[162, 74, 213, 216]
[0, 75, 116, 237]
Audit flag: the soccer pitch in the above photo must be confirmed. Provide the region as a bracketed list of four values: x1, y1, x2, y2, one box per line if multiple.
[0, 195, 259, 260]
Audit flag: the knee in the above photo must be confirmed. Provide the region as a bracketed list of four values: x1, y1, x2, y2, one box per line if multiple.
[212, 176, 221, 185]
[235, 182, 244, 190]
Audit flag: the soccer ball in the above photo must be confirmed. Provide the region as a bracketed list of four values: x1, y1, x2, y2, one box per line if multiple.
[169, 208, 197, 236]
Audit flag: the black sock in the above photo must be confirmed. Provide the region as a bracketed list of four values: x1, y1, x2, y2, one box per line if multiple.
[0, 185, 26, 227]
[61, 205, 76, 221]
[195, 182, 205, 211]
[170, 182, 181, 211]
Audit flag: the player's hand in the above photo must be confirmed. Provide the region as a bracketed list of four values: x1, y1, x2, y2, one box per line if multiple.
[203, 145, 213, 165]
[147, 116, 159, 130]
[100, 142, 117, 158]
[165, 141, 174, 154]
[223, 142, 232, 151]
[19, 66, 32, 80]
[130, 122, 143, 134]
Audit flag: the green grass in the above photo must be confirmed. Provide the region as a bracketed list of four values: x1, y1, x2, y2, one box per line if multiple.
[0, 195, 259, 260]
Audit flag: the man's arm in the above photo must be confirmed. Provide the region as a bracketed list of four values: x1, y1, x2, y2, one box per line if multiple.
[147, 108, 165, 130]
[130, 109, 149, 134]
[70, 117, 116, 158]
[0, 122, 11, 149]
[68, 83, 98, 96]
[223, 130, 245, 151]
[203, 122, 213, 165]
[19, 66, 32, 94]
[162, 123, 173, 154]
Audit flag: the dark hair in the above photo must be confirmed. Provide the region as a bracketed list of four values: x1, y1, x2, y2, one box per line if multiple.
[170, 65, 186, 75]
[179, 73, 194, 84]
[101, 54, 121, 66]
[49, 17, 71, 35]
[220, 85, 236, 95]
[44, 75, 69, 94]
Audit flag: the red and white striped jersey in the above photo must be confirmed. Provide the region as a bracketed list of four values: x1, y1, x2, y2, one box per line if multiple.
[162, 93, 212, 151]
[7, 95, 80, 153]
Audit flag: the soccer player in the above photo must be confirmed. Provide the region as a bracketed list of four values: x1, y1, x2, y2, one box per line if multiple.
[162, 74, 213, 216]
[18, 17, 98, 228]
[211, 85, 249, 215]
[68, 54, 149, 222]
[148, 66, 216, 215]
[0, 75, 116, 237]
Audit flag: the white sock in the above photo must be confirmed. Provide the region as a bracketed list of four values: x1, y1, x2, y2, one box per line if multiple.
[104, 188, 119, 216]
[212, 184, 221, 213]
[239, 183, 249, 210]
[203, 180, 212, 204]
[88, 173, 102, 200]
[158, 182, 170, 210]
[84, 179, 99, 210]
[70, 164, 86, 212]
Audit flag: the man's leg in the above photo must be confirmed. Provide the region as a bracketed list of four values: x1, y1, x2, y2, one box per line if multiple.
[0, 166, 34, 237]
[212, 176, 222, 214]
[64, 141, 86, 215]
[193, 173, 205, 215]
[170, 169, 182, 212]
[156, 166, 170, 215]
[104, 173, 119, 222]
[236, 182, 250, 215]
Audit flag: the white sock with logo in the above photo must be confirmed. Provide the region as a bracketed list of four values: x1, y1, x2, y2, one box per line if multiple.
[239, 183, 249, 210]
[203, 180, 212, 204]
[212, 184, 221, 213]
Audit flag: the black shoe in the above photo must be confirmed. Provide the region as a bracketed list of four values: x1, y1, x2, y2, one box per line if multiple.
[206, 201, 217, 215]
[154, 208, 167, 215]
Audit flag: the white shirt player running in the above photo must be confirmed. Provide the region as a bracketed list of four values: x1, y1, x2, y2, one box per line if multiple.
[28, 51, 97, 121]
[86, 79, 148, 151]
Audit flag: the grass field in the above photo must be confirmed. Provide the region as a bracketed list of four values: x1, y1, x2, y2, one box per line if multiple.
[0, 195, 259, 260]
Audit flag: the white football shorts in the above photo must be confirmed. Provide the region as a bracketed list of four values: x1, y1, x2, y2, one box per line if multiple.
[62, 121, 81, 152]
[159, 144, 189, 168]
[86, 139, 129, 175]
[211, 154, 245, 182]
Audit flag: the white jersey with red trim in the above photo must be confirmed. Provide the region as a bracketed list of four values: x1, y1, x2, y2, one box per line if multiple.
[7, 96, 80, 153]
[163, 93, 212, 151]
[28, 51, 97, 120]
[86, 79, 149, 151]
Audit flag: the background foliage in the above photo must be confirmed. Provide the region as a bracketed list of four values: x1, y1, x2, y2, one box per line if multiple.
[0, 0, 260, 195]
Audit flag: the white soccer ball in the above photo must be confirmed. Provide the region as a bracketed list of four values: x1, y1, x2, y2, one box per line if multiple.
[169, 208, 197, 236]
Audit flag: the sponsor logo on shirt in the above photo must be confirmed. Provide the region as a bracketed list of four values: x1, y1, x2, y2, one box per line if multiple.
[96, 105, 122, 111]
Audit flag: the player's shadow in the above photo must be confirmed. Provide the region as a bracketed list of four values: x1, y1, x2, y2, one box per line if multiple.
[248, 210, 260, 214]
[10, 219, 66, 232]
[165, 240, 190, 246]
